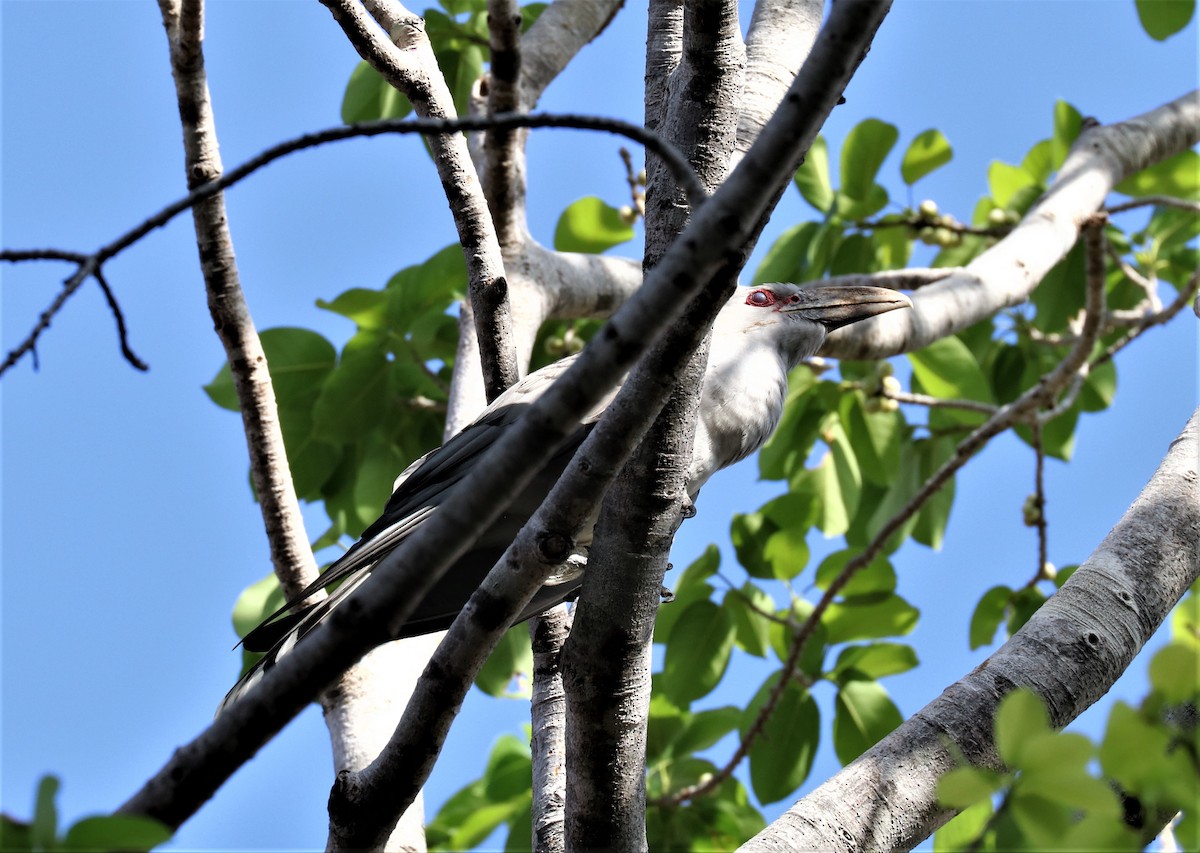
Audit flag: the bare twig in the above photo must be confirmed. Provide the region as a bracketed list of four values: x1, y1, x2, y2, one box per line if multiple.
[1105, 195, 1200, 215]
[881, 387, 999, 415]
[1094, 269, 1200, 367]
[92, 269, 149, 371]
[2, 113, 703, 379]
[1030, 419, 1049, 582]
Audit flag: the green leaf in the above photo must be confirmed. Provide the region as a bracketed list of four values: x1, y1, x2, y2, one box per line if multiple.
[901, 129, 953, 185]
[744, 675, 820, 804]
[1051, 100, 1083, 169]
[61, 815, 172, 852]
[835, 184, 890, 221]
[913, 436, 956, 550]
[830, 233, 874, 276]
[937, 766, 1005, 809]
[730, 511, 780, 579]
[231, 572, 286, 641]
[1006, 586, 1046, 635]
[553, 196, 635, 254]
[317, 288, 388, 330]
[203, 327, 337, 413]
[933, 798, 993, 851]
[988, 161, 1038, 209]
[659, 600, 736, 705]
[761, 492, 819, 579]
[341, 60, 412, 123]
[312, 344, 390, 441]
[32, 776, 58, 852]
[502, 798, 533, 853]
[841, 119, 899, 201]
[830, 642, 919, 682]
[995, 689, 1050, 767]
[1149, 642, 1199, 704]
[839, 392, 903, 487]
[833, 678, 904, 764]
[475, 624, 533, 698]
[909, 335, 995, 409]
[753, 223, 818, 285]
[1080, 357, 1117, 412]
[1116, 149, 1200, 198]
[1031, 240, 1087, 331]
[814, 550, 896, 597]
[822, 593, 919, 644]
[970, 585, 1012, 650]
[675, 544, 720, 593]
[723, 584, 775, 657]
[672, 706, 742, 757]
[1020, 139, 1055, 184]
[1135, 0, 1196, 40]
[794, 136, 834, 212]
[483, 735, 532, 802]
[874, 220, 912, 270]
[1, 815, 32, 853]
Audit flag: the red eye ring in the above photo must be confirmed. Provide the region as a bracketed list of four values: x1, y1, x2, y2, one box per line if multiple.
[746, 289, 775, 307]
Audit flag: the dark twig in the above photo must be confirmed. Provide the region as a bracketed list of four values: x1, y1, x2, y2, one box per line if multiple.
[1030, 419, 1049, 583]
[2, 112, 703, 379]
[92, 269, 149, 371]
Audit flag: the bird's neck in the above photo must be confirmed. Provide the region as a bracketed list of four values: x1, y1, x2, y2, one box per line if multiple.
[688, 339, 790, 494]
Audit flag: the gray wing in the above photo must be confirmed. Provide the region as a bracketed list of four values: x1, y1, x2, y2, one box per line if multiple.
[224, 353, 617, 711]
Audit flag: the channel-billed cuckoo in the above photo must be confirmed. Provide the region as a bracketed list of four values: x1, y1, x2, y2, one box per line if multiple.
[221, 283, 910, 710]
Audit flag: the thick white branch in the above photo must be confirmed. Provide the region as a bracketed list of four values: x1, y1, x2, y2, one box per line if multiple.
[822, 90, 1200, 360]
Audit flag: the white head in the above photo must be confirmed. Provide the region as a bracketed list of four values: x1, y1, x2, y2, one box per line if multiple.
[714, 283, 912, 367]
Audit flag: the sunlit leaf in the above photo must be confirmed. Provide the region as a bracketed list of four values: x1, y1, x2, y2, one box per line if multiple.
[553, 196, 635, 254]
[841, 119, 899, 201]
[833, 678, 904, 764]
[794, 136, 834, 213]
[744, 675, 820, 804]
[1135, 0, 1196, 40]
[901, 129, 953, 185]
[969, 585, 1011, 649]
[660, 600, 736, 705]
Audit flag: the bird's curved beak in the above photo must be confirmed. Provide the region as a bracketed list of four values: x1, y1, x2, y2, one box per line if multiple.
[787, 284, 912, 331]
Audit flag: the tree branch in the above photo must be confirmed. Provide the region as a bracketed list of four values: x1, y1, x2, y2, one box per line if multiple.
[320, 0, 518, 405]
[518, 0, 625, 109]
[156, 0, 318, 598]
[529, 605, 572, 853]
[821, 90, 1200, 360]
[742, 406, 1200, 851]
[116, 0, 891, 832]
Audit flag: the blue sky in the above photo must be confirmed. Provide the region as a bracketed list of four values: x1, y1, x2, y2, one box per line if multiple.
[1, 1, 1196, 849]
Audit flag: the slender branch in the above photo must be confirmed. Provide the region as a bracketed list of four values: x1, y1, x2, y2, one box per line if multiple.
[1094, 269, 1200, 367]
[821, 90, 1200, 360]
[156, 0, 318, 598]
[118, 2, 891, 832]
[529, 606, 571, 853]
[517, 0, 625, 109]
[322, 0, 516, 405]
[745, 408, 1200, 851]
[2, 113, 702, 380]
[484, 0, 527, 253]
[92, 270, 149, 372]
[1105, 195, 1200, 214]
[1, 261, 93, 376]
[1030, 419, 1049, 581]
[882, 387, 999, 415]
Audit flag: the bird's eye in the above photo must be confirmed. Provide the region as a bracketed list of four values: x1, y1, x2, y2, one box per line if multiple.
[746, 289, 775, 307]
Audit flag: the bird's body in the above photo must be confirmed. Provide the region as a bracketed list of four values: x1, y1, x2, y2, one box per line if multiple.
[222, 283, 909, 710]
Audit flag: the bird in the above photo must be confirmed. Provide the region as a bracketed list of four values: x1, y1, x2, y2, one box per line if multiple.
[220, 282, 911, 711]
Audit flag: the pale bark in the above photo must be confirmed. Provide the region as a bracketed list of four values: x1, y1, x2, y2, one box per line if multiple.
[822, 90, 1200, 360]
[742, 408, 1200, 852]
